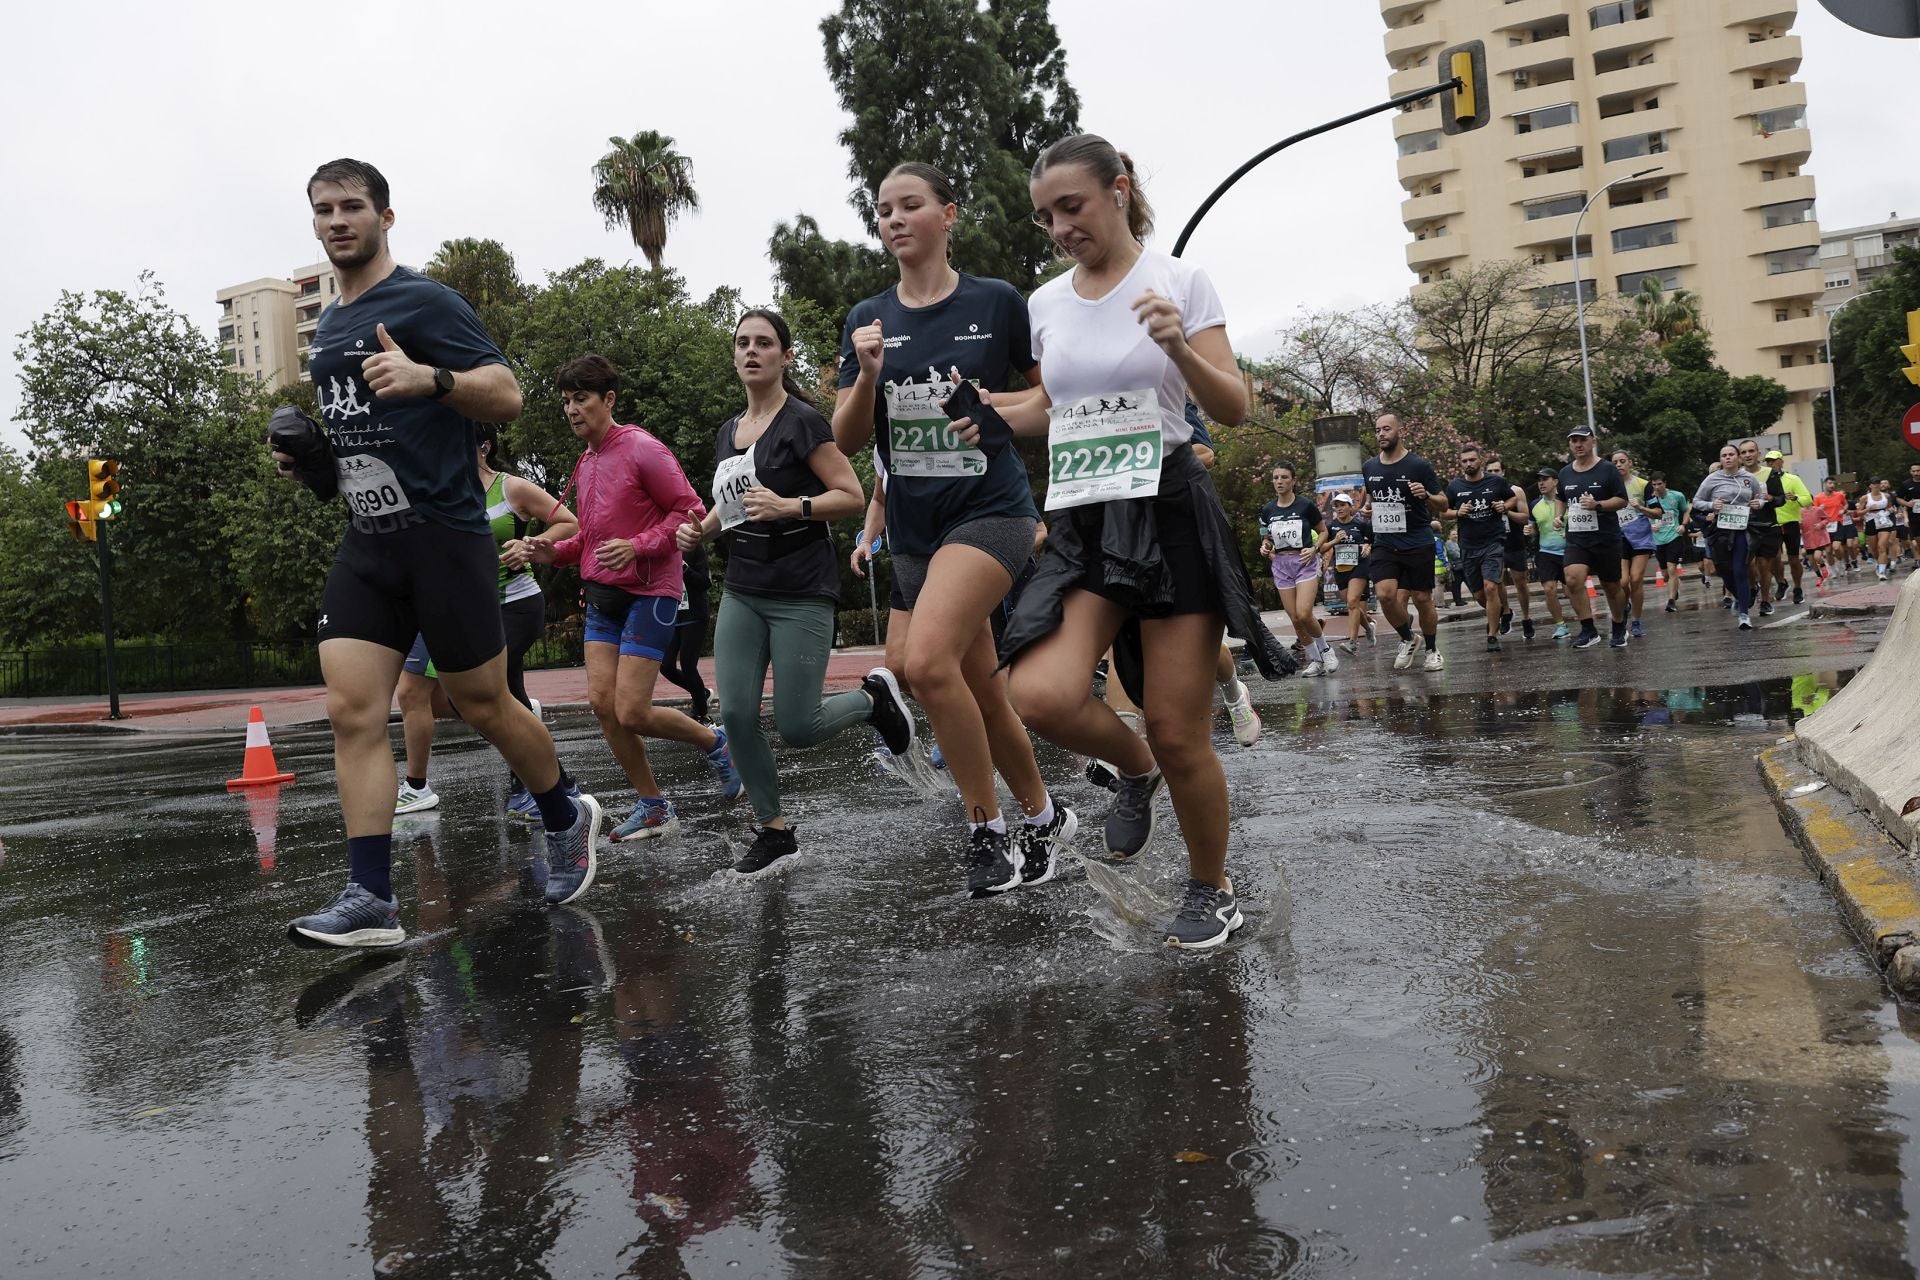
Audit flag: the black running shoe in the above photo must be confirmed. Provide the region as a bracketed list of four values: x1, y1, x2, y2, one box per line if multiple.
[1164, 879, 1245, 950]
[1792, 588, 1804, 605]
[861, 667, 914, 756]
[1759, 601, 1775, 617]
[1105, 767, 1165, 861]
[1572, 628, 1603, 651]
[1609, 625, 1628, 649]
[732, 826, 800, 879]
[1016, 806, 1079, 886]
[1521, 618, 1536, 641]
[967, 823, 1022, 898]
[1664, 598, 1678, 613]
[1499, 611, 1514, 636]
[1485, 635, 1501, 653]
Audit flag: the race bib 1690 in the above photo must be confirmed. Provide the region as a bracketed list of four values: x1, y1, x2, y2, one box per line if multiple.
[336, 454, 412, 520]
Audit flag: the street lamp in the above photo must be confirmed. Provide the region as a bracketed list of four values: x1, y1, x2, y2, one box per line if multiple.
[1572, 166, 1664, 436]
[1822, 292, 1863, 478]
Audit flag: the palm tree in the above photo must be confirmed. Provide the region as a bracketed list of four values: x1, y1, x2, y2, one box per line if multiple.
[591, 131, 700, 272]
[1632, 277, 1704, 345]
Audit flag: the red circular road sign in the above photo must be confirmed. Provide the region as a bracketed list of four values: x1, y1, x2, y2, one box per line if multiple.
[1905, 403, 1920, 452]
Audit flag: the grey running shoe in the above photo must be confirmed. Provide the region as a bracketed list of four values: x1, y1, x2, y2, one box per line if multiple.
[394, 781, 438, 814]
[862, 668, 914, 756]
[288, 882, 404, 949]
[612, 796, 677, 842]
[544, 793, 605, 907]
[1105, 767, 1164, 861]
[1164, 878, 1245, 950]
[967, 823, 1022, 898]
[1016, 806, 1079, 886]
[733, 826, 800, 879]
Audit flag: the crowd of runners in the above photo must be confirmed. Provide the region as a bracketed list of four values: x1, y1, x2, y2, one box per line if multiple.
[268, 152, 1920, 961]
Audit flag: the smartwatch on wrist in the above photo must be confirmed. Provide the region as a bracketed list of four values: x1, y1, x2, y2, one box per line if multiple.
[430, 367, 455, 399]
[801, 496, 814, 520]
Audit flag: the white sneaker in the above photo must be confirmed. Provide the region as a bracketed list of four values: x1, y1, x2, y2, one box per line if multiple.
[1301, 659, 1326, 677]
[395, 781, 439, 814]
[1422, 650, 1445, 672]
[1340, 638, 1358, 655]
[529, 697, 544, 721]
[1223, 681, 1261, 747]
[1392, 637, 1419, 671]
[1365, 620, 1378, 645]
[1321, 648, 1340, 674]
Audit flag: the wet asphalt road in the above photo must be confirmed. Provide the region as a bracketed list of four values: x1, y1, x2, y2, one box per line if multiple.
[2, 587, 1917, 1278]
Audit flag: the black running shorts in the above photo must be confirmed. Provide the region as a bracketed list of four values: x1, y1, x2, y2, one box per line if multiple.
[1368, 546, 1436, 593]
[1563, 539, 1623, 586]
[319, 522, 506, 673]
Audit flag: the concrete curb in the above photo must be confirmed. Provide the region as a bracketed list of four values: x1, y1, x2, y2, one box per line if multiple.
[1759, 743, 1920, 1001]
[1808, 599, 1897, 619]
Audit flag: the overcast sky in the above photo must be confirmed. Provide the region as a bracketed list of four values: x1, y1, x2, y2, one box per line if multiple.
[1, 1, 1910, 451]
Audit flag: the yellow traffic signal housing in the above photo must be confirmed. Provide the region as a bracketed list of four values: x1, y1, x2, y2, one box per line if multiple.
[88, 458, 121, 518]
[1441, 41, 1489, 135]
[65, 499, 97, 542]
[1903, 310, 1920, 388]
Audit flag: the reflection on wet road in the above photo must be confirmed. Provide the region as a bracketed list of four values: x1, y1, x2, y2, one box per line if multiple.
[2, 606, 1917, 1277]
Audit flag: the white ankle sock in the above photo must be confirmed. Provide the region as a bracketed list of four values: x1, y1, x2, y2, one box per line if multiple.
[1027, 796, 1055, 827]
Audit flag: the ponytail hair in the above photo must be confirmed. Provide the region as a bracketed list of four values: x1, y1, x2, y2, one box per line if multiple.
[472, 422, 514, 474]
[735, 307, 814, 408]
[1031, 133, 1155, 242]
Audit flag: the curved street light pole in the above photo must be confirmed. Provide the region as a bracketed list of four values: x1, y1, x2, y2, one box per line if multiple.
[1823, 292, 1863, 478]
[1572, 166, 1664, 436]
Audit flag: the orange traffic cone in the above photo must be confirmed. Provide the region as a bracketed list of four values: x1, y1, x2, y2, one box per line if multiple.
[226, 706, 295, 788]
[242, 783, 283, 873]
[1654, 566, 1666, 588]
[1586, 576, 1599, 599]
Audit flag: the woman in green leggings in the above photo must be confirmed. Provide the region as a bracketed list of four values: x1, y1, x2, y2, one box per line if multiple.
[676, 309, 915, 877]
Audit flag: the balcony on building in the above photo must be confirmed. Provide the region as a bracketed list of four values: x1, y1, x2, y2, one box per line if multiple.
[1407, 230, 1470, 270]
[1731, 31, 1802, 75]
[1527, 238, 1593, 273]
[1617, 266, 1682, 298]
[1724, 1, 1797, 30]
[1385, 17, 1445, 62]
[1753, 251, 1823, 303]
[1494, 0, 1569, 35]
[1509, 146, 1587, 206]
[1760, 314, 1828, 349]
[1740, 123, 1812, 170]
[1590, 3, 1669, 56]
[1755, 219, 1822, 260]
[1401, 185, 1465, 224]
[1774, 362, 1831, 396]
[1516, 192, 1587, 249]
[1491, 17, 1573, 76]
[1591, 49, 1673, 100]
[1743, 173, 1815, 209]
[1380, 0, 1428, 22]
[1396, 127, 1455, 182]
[1533, 279, 1596, 311]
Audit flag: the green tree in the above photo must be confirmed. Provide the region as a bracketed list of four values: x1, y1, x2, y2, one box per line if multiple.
[1820, 246, 1920, 484]
[424, 237, 528, 346]
[591, 131, 701, 273]
[12, 274, 271, 642]
[1607, 331, 1788, 491]
[775, 0, 1081, 325]
[1631, 277, 1705, 346]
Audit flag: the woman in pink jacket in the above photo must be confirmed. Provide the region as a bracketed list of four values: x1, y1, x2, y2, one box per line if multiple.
[529, 355, 742, 846]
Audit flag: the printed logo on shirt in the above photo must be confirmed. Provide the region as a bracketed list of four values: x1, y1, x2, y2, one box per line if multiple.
[883, 333, 912, 350]
[955, 322, 993, 343]
[319, 375, 371, 422]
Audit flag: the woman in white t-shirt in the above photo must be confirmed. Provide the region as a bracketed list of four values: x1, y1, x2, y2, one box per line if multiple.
[950, 134, 1289, 950]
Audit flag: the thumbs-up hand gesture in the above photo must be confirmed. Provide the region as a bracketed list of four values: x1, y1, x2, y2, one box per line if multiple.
[363, 323, 435, 399]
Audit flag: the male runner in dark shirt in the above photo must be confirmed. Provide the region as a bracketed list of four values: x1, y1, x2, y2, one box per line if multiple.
[1554, 425, 1631, 650]
[1361, 413, 1449, 673]
[1444, 444, 1526, 654]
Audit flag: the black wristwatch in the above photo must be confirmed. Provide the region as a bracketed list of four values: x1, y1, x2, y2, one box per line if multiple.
[801, 496, 814, 520]
[430, 367, 455, 399]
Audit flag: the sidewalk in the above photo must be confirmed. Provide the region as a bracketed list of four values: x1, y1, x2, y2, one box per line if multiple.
[0, 600, 1504, 736]
[1808, 575, 1906, 618]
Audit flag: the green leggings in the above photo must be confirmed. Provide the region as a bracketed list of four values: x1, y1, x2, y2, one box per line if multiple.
[713, 590, 871, 824]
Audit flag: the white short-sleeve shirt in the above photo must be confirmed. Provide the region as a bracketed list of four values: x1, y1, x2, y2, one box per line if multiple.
[1028, 248, 1228, 450]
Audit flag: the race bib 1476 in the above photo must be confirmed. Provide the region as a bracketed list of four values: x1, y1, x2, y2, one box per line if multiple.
[1044, 389, 1162, 512]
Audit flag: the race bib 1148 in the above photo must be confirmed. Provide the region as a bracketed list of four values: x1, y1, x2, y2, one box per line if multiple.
[1044, 389, 1161, 512]
[712, 451, 759, 531]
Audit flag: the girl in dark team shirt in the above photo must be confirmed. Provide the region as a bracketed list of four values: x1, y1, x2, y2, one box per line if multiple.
[833, 163, 1077, 898]
[1257, 461, 1333, 675]
[1319, 492, 1374, 652]
[678, 309, 915, 879]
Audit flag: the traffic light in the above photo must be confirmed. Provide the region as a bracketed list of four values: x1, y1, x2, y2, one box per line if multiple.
[88, 459, 121, 519]
[1902, 310, 1920, 388]
[65, 499, 97, 542]
[1440, 41, 1489, 136]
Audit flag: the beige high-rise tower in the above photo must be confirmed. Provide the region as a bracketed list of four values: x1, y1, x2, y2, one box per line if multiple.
[1382, 0, 1825, 457]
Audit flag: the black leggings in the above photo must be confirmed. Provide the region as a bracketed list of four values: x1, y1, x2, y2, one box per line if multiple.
[658, 590, 711, 715]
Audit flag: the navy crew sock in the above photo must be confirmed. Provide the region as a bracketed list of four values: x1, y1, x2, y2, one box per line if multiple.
[1423, 633, 1438, 651]
[534, 777, 579, 833]
[405, 776, 426, 792]
[1395, 623, 1414, 642]
[347, 834, 394, 902]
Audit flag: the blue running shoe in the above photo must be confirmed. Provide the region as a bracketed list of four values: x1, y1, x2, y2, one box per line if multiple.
[544, 792, 605, 907]
[288, 882, 404, 949]
[612, 796, 678, 842]
[931, 742, 947, 771]
[706, 727, 744, 802]
[506, 786, 538, 823]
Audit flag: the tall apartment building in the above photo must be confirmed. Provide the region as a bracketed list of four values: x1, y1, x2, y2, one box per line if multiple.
[1382, 0, 1827, 457]
[215, 262, 339, 391]
[1818, 213, 1920, 312]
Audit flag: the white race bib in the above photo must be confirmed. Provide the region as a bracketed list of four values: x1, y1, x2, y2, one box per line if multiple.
[1718, 504, 1750, 531]
[1568, 505, 1599, 534]
[712, 451, 759, 531]
[1619, 503, 1644, 526]
[1372, 499, 1407, 534]
[1334, 543, 1361, 569]
[337, 455, 412, 520]
[1270, 517, 1304, 550]
[885, 379, 988, 479]
[1826, 522, 1839, 534]
[1044, 389, 1162, 512]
